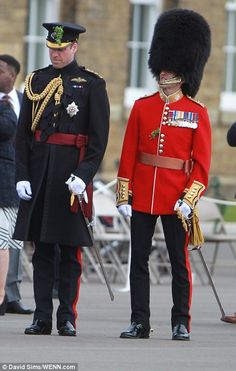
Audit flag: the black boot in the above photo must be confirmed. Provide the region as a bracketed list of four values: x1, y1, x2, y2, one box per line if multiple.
[120, 322, 150, 339]
[172, 324, 190, 341]
[0, 295, 8, 315]
[24, 319, 52, 335]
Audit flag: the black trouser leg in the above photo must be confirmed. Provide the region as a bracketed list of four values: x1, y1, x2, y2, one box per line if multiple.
[161, 214, 192, 332]
[130, 210, 158, 329]
[56, 245, 82, 329]
[53, 244, 60, 293]
[32, 242, 55, 326]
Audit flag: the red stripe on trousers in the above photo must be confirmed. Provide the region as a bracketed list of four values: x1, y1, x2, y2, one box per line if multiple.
[72, 247, 82, 327]
[184, 232, 192, 333]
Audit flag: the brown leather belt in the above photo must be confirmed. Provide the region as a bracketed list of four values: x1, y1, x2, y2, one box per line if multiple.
[139, 152, 193, 174]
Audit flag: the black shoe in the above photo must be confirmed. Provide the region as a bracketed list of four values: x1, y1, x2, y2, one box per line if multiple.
[0, 295, 8, 316]
[172, 324, 190, 341]
[24, 319, 52, 335]
[6, 301, 34, 314]
[120, 322, 150, 339]
[58, 321, 76, 336]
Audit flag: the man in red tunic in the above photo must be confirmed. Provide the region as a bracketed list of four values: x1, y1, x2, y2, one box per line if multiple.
[117, 8, 211, 340]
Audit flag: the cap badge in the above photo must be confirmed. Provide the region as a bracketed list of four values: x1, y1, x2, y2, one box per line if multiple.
[51, 26, 64, 45]
[66, 101, 79, 117]
[149, 128, 160, 140]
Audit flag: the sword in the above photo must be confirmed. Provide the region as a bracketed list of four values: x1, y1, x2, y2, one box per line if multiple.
[71, 193, 114, 301]
[195, 247, 226, 320]
[184, 215, 227, 321]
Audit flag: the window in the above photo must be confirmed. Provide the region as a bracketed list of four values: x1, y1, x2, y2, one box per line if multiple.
[220, 1, 236, 112]
[124, 0, 162, 107]
[24, 0, 60, 74]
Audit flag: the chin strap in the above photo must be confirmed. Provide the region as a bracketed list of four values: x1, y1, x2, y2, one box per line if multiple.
[158, 75, 183, 88]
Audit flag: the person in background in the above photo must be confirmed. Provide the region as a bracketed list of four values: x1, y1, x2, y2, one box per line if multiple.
[0, 54, 33, 315]
[13, 22, 110, 336]
[222, 122, 236, 324]
[116, 9, 211, 341]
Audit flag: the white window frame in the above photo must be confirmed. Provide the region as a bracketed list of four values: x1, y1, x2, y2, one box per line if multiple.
[124, 0, 162, 107]
[24, 0, 60, 74]
[220, 1, 236, 112]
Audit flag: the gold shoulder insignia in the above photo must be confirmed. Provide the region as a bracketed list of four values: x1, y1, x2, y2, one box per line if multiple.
[85, 68, 103, 78]
[71, 77, 87, 83]
[137, 92, 157, 101]
[187, 95, 205, 107]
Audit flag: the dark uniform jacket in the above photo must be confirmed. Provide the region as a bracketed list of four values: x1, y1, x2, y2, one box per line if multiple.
[227, 122, 236, 147]
[0, 101, 19, 207]
[14, 60, 110, 246]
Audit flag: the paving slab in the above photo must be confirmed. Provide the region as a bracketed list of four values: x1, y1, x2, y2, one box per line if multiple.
[0, 263, 236, 371]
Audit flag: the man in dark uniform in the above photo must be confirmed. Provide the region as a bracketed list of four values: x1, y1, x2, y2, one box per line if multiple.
[116, 9, 211, 341]
[222, 123, 236, 324]
[13, 22, 110, 336]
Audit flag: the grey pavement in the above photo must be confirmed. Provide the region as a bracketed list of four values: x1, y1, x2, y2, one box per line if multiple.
[1, 247, 236, 371]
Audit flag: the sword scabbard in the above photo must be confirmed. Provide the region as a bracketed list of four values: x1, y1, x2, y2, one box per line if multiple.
[77, 194, 114, 301]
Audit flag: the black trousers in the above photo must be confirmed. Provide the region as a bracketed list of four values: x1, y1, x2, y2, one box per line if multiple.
[130, 211, 192, 332]
[32, 242, 82, 329]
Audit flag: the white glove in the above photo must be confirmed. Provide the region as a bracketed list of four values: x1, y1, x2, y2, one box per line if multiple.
[117, 204, 132, 217]
[16, 181, 32, 201]
[65, 174, 86, 196]
[174, 199, 192, 219]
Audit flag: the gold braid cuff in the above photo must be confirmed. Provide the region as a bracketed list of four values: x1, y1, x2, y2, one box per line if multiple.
[25, 73, 64, 132]
[116, 177, 132, 206]
[183, 180, 205, 208]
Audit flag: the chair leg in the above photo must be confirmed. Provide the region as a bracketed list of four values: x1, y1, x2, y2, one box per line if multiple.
[229, 241, 236, 259]
[82, 246, 105, 284]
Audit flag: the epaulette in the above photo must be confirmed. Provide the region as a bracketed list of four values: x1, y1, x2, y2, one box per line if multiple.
[32, 65, 51, 74]
[137, 92, 158, 101]
[187, 95, 205, 107]
[79, 66, 103, 79]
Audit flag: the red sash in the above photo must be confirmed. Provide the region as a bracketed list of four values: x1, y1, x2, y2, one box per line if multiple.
[34, 130, 93, 218]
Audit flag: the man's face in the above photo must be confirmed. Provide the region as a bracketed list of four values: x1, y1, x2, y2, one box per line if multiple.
[159, 70, 183, 92]
[0, 60, 16, 93]
[159, 71, 176, 84]
[48, 42, 78, 69]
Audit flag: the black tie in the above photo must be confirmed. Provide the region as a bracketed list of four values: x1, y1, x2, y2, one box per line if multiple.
[1, 94, 13, 108]
[2, 94, 10, 100]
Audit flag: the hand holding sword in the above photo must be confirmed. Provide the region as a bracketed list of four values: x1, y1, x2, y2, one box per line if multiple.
[175, 201, 227, 321]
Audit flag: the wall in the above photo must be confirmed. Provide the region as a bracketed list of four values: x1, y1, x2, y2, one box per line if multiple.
[0, 0, 235, 194]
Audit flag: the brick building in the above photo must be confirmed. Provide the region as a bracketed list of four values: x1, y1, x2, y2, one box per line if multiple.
[1, 0, 236, 196]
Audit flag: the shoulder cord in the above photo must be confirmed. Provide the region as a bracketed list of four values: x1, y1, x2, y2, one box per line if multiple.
[25, 73, 64, 132]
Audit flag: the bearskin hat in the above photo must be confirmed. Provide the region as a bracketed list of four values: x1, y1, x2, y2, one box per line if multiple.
[148, 8, 211, 97]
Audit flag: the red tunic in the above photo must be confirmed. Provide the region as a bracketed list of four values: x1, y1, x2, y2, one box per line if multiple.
[117, 90, 211, 214]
